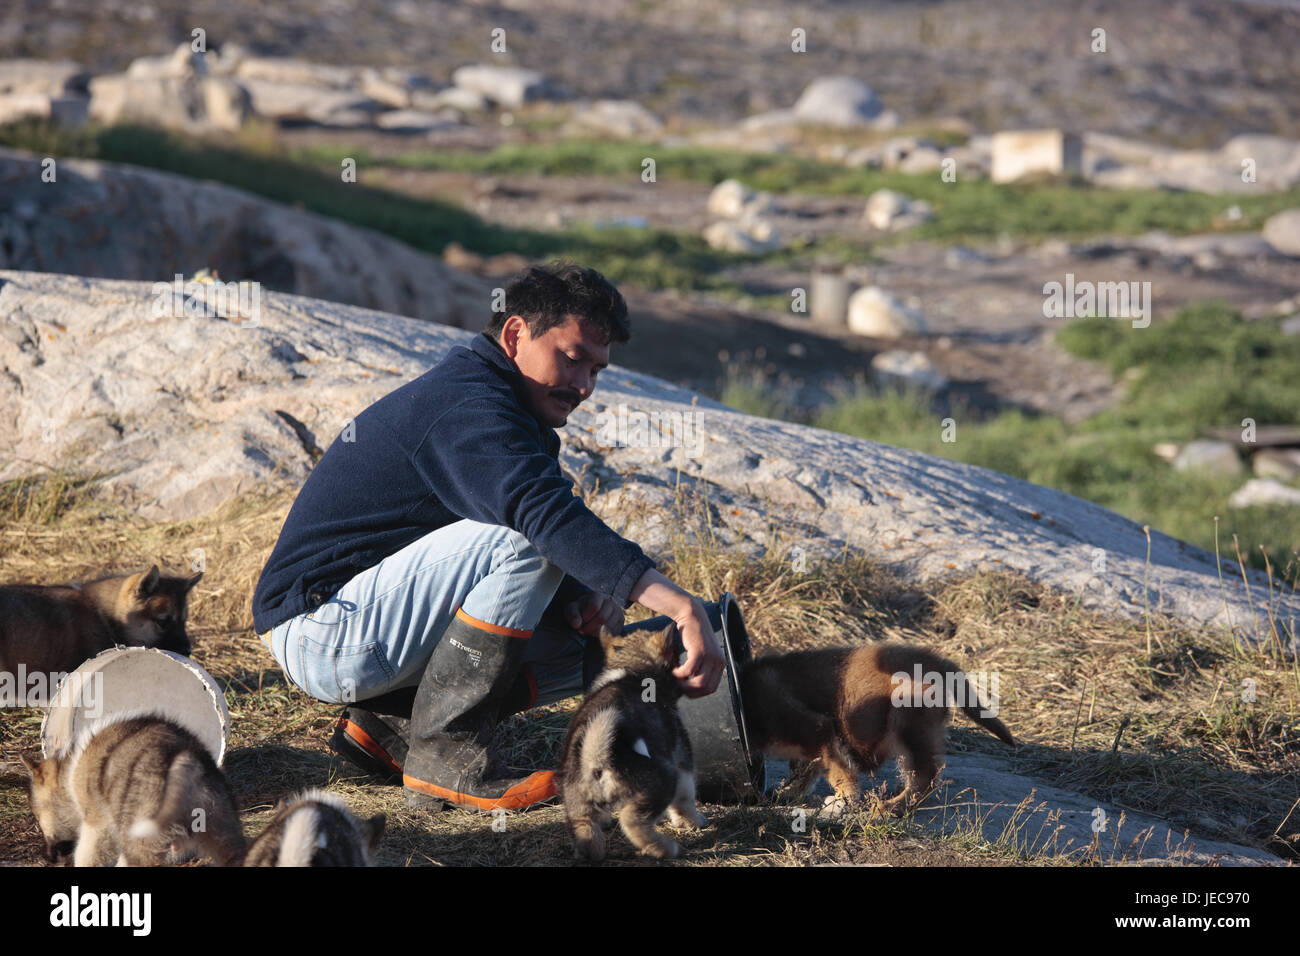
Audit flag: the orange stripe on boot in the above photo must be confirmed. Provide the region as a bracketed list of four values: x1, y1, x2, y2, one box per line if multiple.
[403, 770, 557, 811]
[339, 717, 402, 774]
[454, 606, 532, 639]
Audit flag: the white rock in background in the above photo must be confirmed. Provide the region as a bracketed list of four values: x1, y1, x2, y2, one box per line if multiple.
[1229, 478, 1300, 509]
[235, 57, 357, 89]
[792, 76, 885, 127]
[1262, 209, 1300, 258]
[1172, 440, 1243, 477]
[0, 92, 88, 127]
[239, 79, 379, 126]
[89, 73, 251, 133]
[702, 218, 781, 253]
[847, 287, 928, 338]
[0, 59, 88, 95]
[451, 64, 547, 108]
[863, 189, 934, 232]
[374, 109, 458, 132]
[1252, 448, 1300, 482]
[567, 99, 663, 139]
[127, 43, 208, 79]
[897, 145, 945, 174]
[413, 86, 490, 113]
[358, 67, 433, 109]
[707, 179, 755, 217]
[871, 350, 947, 390]
[991, 129, 1082, 183]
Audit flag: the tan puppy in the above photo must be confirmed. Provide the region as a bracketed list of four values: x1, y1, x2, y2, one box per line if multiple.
[22, 712, 245, 866]
[1, 566, 202, 704]
[740, 643, 1016, 814]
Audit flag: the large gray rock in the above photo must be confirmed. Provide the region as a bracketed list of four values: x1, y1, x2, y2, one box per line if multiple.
[0, 149, 489, 331]
[1229, 478, 1300, 509]
[792, 76, 884, 127]
[0, 92, 87, 127]
[1263, 209, 1300, 258]
[0, 270, 1294, 646]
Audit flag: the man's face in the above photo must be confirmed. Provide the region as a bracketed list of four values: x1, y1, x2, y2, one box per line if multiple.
[499, 313, 610, 428]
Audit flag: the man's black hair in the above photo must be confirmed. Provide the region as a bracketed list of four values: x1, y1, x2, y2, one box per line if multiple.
[485, 261, 630, 344]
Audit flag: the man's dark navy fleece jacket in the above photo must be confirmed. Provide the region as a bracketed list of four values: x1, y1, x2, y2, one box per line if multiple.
[251, 332, 655, 635]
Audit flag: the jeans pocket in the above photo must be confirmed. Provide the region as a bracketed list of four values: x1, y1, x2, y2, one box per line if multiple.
[295, 631, 395, 704]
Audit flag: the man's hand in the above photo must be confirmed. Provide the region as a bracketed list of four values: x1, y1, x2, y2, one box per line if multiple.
[628, 568, 724, 698]
[566, 591, 623, 637]
[670, 597, 725, 699]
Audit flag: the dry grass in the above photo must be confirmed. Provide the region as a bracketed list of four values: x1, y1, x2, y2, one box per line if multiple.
[2, 469, 1297, 865]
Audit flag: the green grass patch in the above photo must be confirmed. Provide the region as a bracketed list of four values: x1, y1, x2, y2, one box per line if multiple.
[806, 304, 1300, 580]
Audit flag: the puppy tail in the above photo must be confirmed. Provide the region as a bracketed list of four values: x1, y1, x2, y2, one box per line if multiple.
[950, 672, 1017, 748]
[579, 707, 619, 781]
[129, 751, 204, 842]
[277, 804, 323, 867]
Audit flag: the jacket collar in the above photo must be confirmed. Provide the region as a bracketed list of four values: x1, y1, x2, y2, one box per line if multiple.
[468, 332, 560, 455]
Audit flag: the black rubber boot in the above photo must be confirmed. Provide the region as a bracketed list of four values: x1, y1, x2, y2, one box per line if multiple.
[330, 707, 411, 784]
[402, 609, 557, 811]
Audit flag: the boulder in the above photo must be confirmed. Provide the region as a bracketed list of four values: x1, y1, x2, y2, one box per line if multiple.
[792, 76, 884, 127]
[566, 99, 663, 139]
[871, 350, 947, 390]
[412, 86, 490, 113]
[374, 109, 459, 133]
[1262, 209, 1300, 258]
[847, 287, 927, 338]
[863, 189, 934, 232]
[235, 57, 357, 89]
[126, 43, 207, 79]
[1251, 448, 1300, 482]
[702, 217, 782, 253]
[1229, 478, 1300, 509]
[1172, 440, 1243, 477]
[239, 78, 380, 126]
[358, 67, 433, 109]
[991, 130, 1082, 183]
[0, 269, 1293, 648]
[451, 64, 547, 108]
[89, 54, 251, 133]
[0, 59, 88, 96]
[0, 148, 490, 332]
[0, 92, 88, 127]
[897, 146, 946, 174]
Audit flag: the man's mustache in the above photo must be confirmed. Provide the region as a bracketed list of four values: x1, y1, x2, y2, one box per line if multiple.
[550, 390, 581, 405]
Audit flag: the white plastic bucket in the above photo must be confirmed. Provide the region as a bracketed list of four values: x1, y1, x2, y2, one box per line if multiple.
[40, 647, 230, 764]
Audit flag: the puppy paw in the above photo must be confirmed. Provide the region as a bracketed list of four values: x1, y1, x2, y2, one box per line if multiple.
[818, 795, 850, 822]
[643, 836, 680, 860]
[572, 822, 607, 862]
[667, 806, 708, 830]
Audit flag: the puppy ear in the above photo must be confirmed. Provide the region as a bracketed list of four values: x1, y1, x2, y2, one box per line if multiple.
[597, 625, 622, 658]
[646, 623, 680, 668]
[19, 751, 43, 780]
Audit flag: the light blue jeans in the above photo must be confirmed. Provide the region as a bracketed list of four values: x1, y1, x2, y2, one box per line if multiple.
[263, 519, 580, 706]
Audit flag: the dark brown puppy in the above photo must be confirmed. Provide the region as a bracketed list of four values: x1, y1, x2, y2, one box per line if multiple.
[0, 566, 201, 703]
[559, 624, 707, 862]
[740, 643, 1016, 814]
